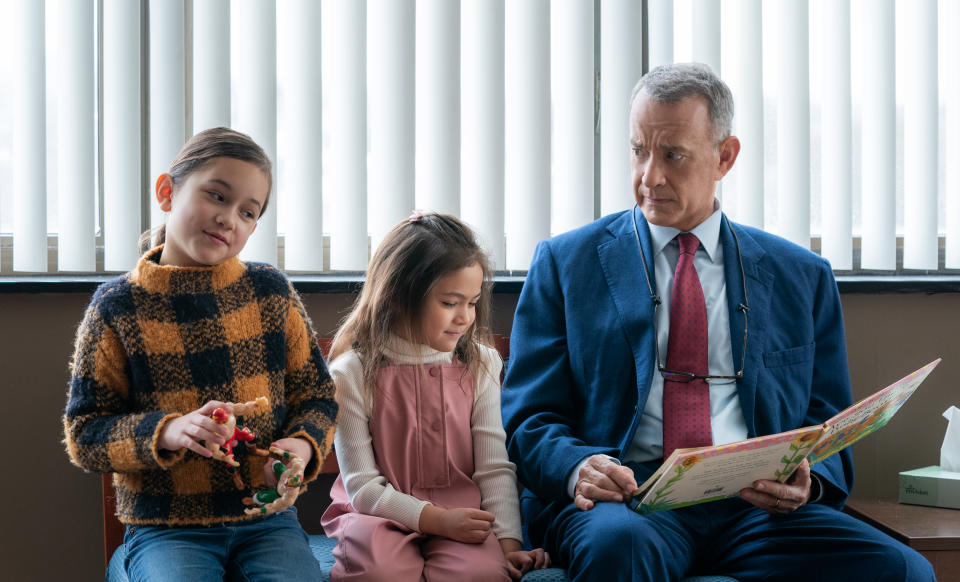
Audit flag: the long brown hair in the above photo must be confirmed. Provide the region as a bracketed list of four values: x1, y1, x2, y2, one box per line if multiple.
[138, 127, 272, 254]
[331, 212, 495, 402]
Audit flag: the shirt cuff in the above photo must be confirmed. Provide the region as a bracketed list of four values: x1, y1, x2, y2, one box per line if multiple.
[566, 454, 620, 498]
[808, 471, 825, 504]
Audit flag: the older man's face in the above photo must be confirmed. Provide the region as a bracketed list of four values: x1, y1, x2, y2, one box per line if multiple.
[629, 90, 739, 232]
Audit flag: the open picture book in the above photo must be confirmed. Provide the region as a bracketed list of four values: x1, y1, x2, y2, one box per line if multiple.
[628, 358, 941, 514]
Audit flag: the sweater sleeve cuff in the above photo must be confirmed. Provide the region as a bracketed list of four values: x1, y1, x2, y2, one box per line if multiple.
[377, 491, 431, 532]
[284, 428, 330, 483]
[152, 413, 187, 468]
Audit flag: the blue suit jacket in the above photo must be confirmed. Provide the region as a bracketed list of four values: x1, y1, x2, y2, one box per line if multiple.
[501, 209, 855, 542]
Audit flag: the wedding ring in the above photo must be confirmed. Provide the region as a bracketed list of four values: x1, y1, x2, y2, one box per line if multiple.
[775, 498, 781, 508]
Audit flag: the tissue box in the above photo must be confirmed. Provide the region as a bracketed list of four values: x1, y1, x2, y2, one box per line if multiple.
[898, 466, 960, 510]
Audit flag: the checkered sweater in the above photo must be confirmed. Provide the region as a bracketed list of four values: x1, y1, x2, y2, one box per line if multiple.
[63, 246, 337, 526]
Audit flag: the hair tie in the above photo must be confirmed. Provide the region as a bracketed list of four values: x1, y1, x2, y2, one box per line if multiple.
[408, 209, 429, 223]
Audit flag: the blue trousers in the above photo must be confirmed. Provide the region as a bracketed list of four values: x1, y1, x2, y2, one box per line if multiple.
[546, 496, 936, 582]
[123, 507, 323, 582]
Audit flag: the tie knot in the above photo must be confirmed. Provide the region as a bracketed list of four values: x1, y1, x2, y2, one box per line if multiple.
[677, 233, 700, 256]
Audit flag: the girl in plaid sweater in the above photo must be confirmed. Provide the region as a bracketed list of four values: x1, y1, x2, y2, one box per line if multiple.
[63, 128, 336, 581]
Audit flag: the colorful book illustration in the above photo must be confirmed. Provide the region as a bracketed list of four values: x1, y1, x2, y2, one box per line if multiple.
[628, 359, 941, 514]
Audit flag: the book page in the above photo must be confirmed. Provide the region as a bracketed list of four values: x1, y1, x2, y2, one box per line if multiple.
[631, 426, 824, 514]
[806, 359, 941, 465]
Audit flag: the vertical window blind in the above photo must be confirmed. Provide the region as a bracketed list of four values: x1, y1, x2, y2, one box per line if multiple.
[11, 0, 47, 272]
[462, 0, 505, 263]
[2, 0, 957, 274]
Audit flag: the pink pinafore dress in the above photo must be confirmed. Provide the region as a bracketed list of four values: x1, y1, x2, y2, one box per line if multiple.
[321, 360, 510, 582]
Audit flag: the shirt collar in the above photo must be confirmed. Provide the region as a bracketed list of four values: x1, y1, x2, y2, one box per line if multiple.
[383, 334, 455, 365]
[647, 199, 723, 262]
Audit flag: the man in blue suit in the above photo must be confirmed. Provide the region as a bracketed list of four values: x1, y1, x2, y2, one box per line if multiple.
[501, 63, 935, 581]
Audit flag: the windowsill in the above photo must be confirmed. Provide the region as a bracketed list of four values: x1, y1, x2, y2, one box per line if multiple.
[2, 273, 960, 294]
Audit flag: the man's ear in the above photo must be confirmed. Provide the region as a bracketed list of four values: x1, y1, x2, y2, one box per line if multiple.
[155, 174, 175, 211]
[716, 136, 741, 180]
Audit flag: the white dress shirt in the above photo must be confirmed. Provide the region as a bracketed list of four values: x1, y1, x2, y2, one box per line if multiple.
[625, 207, 749, 462]
[567, 205, 749, 496]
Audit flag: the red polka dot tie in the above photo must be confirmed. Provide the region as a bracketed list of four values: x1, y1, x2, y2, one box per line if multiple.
[662, 232, 712, 458]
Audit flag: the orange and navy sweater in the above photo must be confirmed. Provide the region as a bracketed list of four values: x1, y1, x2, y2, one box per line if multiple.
[63, 246, 337, 526]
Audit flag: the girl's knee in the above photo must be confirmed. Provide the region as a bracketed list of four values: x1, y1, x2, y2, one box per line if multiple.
[464, 562, 511, 582]
[332, 561, 417, 582]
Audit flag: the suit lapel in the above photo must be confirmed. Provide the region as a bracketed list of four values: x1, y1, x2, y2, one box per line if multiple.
[597, 209, 658, 405]
[721, 216, 773, 436]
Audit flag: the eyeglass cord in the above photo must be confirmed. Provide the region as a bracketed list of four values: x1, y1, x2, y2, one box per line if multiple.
[630, 204, 749, 380]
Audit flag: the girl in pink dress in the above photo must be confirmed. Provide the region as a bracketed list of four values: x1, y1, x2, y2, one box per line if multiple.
[321, 212, 549, 581]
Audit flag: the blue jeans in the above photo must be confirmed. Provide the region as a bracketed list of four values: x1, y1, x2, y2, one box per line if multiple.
[123, 507, 322, 582]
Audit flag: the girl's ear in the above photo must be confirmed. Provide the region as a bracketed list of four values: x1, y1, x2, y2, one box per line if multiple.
[155, 174, 175, 211]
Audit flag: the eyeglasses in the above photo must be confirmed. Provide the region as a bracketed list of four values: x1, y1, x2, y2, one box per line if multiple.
[650, 299, 747, 384]
[631, 205, 749, 385]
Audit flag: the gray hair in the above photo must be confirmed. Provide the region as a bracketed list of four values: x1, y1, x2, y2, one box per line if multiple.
[630, 63, 734, 142]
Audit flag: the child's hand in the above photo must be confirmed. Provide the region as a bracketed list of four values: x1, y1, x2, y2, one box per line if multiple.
[504, 549, 550, 579]
[419, 505, 494, 543]
[439, 507, 494, 543]
[264, 437, 313, 485]
[500, 538, 551, 579]
[157, 401, 233, 456]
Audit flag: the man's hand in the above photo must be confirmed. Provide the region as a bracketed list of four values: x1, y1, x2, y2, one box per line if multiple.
[573, 454, 637, 511]
[419, 505, 494, 543]
[740, 458, 812, 514]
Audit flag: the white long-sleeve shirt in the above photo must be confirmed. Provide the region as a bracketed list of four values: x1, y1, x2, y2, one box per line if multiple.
[330, 335, 523, 541]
